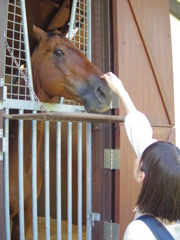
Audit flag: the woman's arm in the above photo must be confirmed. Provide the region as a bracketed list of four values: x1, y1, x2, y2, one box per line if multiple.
[101, 72, 157, 157]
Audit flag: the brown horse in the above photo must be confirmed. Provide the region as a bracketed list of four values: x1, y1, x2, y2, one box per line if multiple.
[9, 25, 112, 239]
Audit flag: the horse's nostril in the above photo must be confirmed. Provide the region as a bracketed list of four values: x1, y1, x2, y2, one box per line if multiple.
[95, 86, 106, 103]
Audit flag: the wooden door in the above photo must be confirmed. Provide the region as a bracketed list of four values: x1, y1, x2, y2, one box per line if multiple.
[112, 0, 174, 239]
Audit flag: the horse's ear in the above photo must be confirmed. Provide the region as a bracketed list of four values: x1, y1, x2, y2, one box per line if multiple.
[32, 24, 48, 43]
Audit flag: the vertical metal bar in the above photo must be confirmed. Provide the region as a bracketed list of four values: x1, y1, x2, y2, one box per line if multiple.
[20, 0, 34, 100]
[86, 123, 92, 240]
[56, 121, 61, 240]
[0, 0, 7, 79]
[32, 110, 38, 239]
[18, 22, 23, 100]
[4, 109, 10, 240]
[3, 0, 8, 86]
[59, 97, 64, 104]
[45, 121, 50, 240]
[87, 1, 92, 239]
[68, 0, 78, 40]
[0, 105, 5, 240]
[87, 0, 91, 61]
[67, 122, 72, 240]
[18, 109, 25, 240]
[77, 122, 82, 240]
[83, 0, 86, 54]
[10, 1, 16, 97]
[78, 0, 80, 49]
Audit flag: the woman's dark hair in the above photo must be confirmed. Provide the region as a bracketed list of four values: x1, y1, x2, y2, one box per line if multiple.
[137, 141, 180, 222]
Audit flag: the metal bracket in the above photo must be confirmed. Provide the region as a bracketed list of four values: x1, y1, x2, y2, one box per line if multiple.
[111, 92, 119, 109]
[104, 149, 120, 169]
[0, 78, 4, 86]
[0, 152, 3, 161]
[0, 78, 7, 109]
[0, 129, 5, 161]
[0, 129, 3, 138]
[104, 221, 119, 240]
[87, 212, 100, 226]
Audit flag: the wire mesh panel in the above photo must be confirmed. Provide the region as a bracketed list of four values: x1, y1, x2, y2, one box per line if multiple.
[72, 1, 88, 55]
[4, 0, 32, 101]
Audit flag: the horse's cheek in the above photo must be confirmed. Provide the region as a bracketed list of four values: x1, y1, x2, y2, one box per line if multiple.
[39, 62, 50, 78]
[53, 58, 72, 78]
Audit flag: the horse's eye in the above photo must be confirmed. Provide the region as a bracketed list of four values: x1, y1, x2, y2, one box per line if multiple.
[54, 49, 64, 57]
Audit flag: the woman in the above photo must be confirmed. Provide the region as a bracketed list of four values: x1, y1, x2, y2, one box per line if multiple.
[101, 72, 180, 240]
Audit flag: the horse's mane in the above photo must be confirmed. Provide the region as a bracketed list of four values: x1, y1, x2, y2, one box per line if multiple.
[47, 28, 66, 39]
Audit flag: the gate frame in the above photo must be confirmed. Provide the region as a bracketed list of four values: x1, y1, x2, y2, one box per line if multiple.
[0, 0, 8, 238]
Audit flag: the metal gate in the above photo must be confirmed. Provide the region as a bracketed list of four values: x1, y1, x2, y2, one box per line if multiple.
[0, 0, 123, 239]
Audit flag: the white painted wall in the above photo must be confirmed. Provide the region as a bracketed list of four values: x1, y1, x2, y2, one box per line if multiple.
[170, 14, 180, 148]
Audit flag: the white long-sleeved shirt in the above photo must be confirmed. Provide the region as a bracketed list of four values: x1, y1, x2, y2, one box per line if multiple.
[124, 111, 157, 157]
[123, 111, 180, 240]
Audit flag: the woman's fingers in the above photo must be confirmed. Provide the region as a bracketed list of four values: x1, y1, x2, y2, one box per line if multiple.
[101, 72, 125, 95]
[101, 74, 113, 87]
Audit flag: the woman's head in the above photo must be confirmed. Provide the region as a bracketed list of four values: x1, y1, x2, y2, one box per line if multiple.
[136, 141, 180, 222]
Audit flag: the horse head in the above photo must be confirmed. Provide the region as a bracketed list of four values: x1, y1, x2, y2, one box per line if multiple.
[31, 25, 112, 113]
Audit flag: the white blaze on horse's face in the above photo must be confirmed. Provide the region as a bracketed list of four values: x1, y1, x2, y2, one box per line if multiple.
[32, 25, 112, 113]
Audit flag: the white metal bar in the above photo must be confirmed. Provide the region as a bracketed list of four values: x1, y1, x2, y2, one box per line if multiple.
[87, 0, 91, 61]
[56, 121, 62, 240]
[77, 122, 82, 240]
[86, 122, 92, 240]
[68, 0, 78, 40]
[32, 110, 38, 239]
[18, 109, 25, 240]
[45, 121, 50, 240]
[4, 108, 10, 240]
[20, 0, 34, 100]
[67, 122, 72, 240]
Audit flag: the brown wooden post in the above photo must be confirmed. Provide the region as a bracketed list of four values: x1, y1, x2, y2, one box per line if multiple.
[0, 0, 8, 239]
[91, 0, 115, 239]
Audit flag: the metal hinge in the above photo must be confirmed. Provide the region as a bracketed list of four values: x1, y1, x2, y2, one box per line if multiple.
[0, 78, 7, 110]
[0, 78, 4, 87]
[0, 129, 6, 161]
[104, 149, 120, 169]
[0, 130, 5, 161]
[104, 221, 119, 240]
[0, 152, 3, 161]
[87, 212, 100, 226]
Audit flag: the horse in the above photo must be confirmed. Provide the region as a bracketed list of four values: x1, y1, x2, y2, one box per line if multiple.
[9, 25, 112, 239]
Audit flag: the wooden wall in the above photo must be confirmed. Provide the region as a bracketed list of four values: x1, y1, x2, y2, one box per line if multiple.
[112, 0, 174, 239]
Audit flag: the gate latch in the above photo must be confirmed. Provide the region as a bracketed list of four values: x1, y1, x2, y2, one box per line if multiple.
[87, 212, 100, 226]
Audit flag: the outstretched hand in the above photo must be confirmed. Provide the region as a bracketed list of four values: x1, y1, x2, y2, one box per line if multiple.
[101, 72, 125, 96]
[101, 72, 136, 114]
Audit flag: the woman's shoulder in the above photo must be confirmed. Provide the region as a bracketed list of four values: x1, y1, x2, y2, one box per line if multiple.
[165, 221, 180, 239]
[123, 219, 157, 240]
[123, 217, 180, 240]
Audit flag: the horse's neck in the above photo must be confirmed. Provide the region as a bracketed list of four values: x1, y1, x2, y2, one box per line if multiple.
[31, 46, 52, 103]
